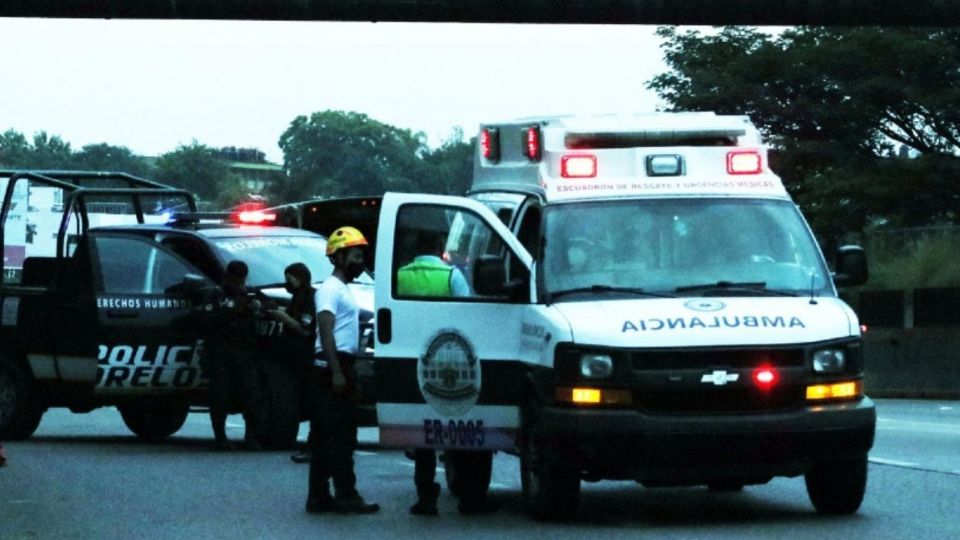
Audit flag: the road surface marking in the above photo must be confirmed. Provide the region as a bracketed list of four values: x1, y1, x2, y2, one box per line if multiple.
[869, 457, 920, 467]
[877, 418, 960, 435]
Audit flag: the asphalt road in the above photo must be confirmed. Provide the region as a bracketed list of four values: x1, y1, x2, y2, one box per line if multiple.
[2, 399, 959, 539]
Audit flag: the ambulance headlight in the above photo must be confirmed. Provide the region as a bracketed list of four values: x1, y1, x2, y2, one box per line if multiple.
[812, 349, 846, 373]
[580, 354, 614, 379]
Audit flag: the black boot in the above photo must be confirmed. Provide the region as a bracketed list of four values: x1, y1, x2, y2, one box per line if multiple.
[291, 448, 311, 463]
[410, 482, 440, 516]
[334, 493, 380, 514]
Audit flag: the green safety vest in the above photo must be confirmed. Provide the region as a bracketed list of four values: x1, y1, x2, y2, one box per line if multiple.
[396, 258, 454, 297]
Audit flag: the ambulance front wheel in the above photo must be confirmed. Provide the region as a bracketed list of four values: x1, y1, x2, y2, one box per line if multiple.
[443, 450, 492, 498]
[805, 454, 868, 514]
[118, 403, 189, 440]
[0, 357, 45, 440]
[520, 407, 581, 520]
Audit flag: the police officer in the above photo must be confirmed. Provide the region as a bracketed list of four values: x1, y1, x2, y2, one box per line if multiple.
[305, 226, 379, 515]
[201, 260, 267, 451]
[396, 226, 498, 515]
[264, 263, 317, 464]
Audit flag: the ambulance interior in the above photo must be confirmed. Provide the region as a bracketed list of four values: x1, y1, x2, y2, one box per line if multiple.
[540, 197, 831, 299]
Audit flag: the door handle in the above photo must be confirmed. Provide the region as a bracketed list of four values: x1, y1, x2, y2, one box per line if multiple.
[106, 309, 140, 319]
[377, 308, 392, 344]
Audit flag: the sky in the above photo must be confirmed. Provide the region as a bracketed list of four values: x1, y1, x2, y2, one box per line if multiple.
[0, 18, 672, 163]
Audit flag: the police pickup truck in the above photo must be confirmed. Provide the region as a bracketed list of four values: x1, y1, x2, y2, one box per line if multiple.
[372, 113, 875, 519]
[0, 171, 373, 447]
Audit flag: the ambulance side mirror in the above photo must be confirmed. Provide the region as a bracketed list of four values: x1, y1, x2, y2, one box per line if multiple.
[473, 255, 528, 302]
[833, 245, 868, 288]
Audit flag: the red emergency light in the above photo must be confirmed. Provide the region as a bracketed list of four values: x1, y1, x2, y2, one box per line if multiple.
[235, 210, 277, 225]
[727, 150, 763, 175]
[524, 126, 541, 161]
[480, 127, 500, 161]
[561, 154, 597, 178]
[752, 365, 779, 390]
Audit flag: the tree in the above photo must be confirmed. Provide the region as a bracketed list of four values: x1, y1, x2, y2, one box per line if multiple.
[155, 141, 232, 204]
[276, 110, 427, 202]
[74, 143, 153, 177]
[0, 129, 32, 168]
[647, 26, 960, 241]
[417, 128, 475, 196]
[30, 132, 74, 169]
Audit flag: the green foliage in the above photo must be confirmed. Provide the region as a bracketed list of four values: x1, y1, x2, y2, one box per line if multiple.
[74, 143, 155, 177]
[276, 110, 427, 202]
[649, 27, 960, 240]
[866, 234, 960, 290]
[155, 141, 233, 204]
[417, 128, 474, 196]
[0, 129, 31, 167]
[0, 129, 155, 179]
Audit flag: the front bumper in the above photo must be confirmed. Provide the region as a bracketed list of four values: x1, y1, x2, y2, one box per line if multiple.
[539, 397, 876, 484]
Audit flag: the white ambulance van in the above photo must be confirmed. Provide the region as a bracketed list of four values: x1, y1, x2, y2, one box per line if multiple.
[373, 113, 875, 520]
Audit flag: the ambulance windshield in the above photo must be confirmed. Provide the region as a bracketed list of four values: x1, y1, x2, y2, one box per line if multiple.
[541, 198, 831, 300]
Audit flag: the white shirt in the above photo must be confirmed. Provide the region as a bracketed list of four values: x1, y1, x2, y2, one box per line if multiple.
[314, 276, 359, 358]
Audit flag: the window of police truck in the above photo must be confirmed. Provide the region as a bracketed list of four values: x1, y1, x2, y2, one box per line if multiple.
[208, 235, 373, 288]
[541, 198, 832, 299]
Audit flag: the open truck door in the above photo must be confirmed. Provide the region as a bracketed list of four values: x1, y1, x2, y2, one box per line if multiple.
[374, 192, 533, 452]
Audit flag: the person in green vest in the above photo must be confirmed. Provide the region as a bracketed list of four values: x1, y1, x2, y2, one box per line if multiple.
[398, 228, 497, 515]
[396, 233, 470, 299]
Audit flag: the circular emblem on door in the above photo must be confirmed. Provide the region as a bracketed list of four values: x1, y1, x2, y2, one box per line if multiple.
[683, 299, 726, 312]
[418, 330, 481, 417]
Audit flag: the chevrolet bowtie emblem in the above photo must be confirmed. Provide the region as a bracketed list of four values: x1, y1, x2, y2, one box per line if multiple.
[701, 370, 739, 386]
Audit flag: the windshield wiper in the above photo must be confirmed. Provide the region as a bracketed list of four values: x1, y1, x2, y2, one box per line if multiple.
[550, 285, 675, 301]
[674, 281, 798, 297]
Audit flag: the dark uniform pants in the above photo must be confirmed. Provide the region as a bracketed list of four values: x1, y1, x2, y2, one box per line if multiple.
[208, 343, 267, 441]
[308, 356, 360, 499]
[414, 449, 492, 503]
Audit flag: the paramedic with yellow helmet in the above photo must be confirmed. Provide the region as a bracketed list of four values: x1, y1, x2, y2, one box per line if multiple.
[305, 226, 379, 515]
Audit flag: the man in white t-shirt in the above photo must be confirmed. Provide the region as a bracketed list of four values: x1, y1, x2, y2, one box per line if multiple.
[305, 226, 379, 515]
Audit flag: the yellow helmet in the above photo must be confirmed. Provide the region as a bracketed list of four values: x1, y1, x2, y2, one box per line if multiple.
[326, 226, 368, 256]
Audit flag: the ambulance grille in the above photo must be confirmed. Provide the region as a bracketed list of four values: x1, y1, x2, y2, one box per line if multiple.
[630, 348, 806, 413]
[630, 348, 805, 370]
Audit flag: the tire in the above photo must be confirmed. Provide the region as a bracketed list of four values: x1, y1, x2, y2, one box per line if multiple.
[258, 362, 300, 450]
[118, 403, 189, 440]
[0, 359, 45, 440]
[520, 405, 580, 521]
[805, 455, 868, 515]
[445, 450, 492, 500]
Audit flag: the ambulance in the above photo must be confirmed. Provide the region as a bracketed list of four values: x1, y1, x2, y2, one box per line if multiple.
[373, 113, 875, 519]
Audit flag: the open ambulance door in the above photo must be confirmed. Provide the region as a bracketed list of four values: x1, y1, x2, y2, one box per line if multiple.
[374, 192, 533, 452]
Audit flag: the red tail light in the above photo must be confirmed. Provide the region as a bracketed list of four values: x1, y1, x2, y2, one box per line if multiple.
[480, 128, 500, 161]
[561, 154, 597, 178]
[524, 126, 541, 161]
[727, 150, 762, 175]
